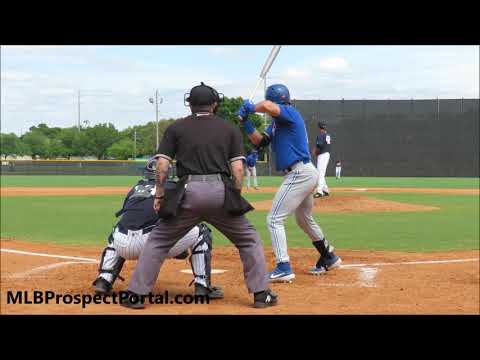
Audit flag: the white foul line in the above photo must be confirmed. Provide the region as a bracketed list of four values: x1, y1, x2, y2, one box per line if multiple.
[1, 248, 98, 263]
[7, 261, 92, 279]
[340, 258, 479, 269]
[1, 248, 478, 269]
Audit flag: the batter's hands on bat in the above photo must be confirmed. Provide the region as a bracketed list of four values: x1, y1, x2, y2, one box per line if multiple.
[242, 100, 256, 114]
[237, 106, 249, 120]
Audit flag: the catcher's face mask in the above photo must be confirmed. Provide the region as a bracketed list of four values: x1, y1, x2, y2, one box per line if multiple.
[144, 155, 161, 180]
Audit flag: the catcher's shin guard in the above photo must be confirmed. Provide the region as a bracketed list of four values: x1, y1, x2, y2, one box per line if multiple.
[92, 246, 126, 289]
[189, 223, 212, 288]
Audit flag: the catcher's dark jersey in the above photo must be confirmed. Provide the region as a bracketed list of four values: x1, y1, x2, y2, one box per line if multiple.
[315, 132, 331, 154]
[157, 113, 245, 178]
[116, 179, 159, 231]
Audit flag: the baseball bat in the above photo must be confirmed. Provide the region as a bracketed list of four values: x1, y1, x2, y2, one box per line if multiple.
[249, 45, 282, 101]
[238, 45, 282, 123]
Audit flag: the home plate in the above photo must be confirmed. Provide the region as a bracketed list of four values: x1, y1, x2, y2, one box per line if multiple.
[352, 188, 368, 191]
[180, 269, 227, 274]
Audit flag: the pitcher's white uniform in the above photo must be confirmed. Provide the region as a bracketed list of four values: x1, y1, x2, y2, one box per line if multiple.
[335, 161, 342, 179]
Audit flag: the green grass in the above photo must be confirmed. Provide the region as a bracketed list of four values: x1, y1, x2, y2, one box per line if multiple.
[2, 175, 478, 189]
[2, 189, 478, 252]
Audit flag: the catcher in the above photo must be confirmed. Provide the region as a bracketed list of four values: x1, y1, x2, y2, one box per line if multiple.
[92, 155, 224, 299]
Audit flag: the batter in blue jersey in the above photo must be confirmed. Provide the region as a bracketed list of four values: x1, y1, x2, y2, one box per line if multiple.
[237, 84, 342, 282]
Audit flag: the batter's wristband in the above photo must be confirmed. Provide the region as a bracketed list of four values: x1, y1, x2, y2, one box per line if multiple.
[242, 119, 256, 135]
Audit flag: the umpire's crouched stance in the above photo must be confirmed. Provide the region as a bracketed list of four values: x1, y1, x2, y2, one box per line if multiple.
[121, 82, 277, 309]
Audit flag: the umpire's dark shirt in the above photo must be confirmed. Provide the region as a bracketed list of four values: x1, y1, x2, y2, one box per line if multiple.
[157, 113, 245, 178]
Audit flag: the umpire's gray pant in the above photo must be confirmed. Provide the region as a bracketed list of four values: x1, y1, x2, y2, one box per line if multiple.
[128, 180, 268, 295]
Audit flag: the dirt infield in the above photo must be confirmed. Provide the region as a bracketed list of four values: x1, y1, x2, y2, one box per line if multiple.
[252, 195, 439, 213]
[1, 239, 478, 314]
[2, 186, 478, 197]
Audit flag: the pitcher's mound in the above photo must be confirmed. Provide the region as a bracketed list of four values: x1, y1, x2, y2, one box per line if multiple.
[251, 195, 439, 213]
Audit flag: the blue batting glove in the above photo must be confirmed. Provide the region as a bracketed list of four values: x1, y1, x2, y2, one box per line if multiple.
[242, 99, 256, 114]
[237, 106, 249, 120]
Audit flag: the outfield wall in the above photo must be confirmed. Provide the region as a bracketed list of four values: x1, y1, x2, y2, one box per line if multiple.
[292, 98, 479, 177]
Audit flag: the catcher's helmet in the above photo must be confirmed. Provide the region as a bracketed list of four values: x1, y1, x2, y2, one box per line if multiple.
[144, 155, 161, 180]
[265, 84, 290, 104]
[184, 82, 224, 107]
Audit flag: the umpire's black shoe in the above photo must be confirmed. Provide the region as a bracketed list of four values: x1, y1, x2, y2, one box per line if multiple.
[120, 291, 146, 309]
[253, 288, 278, 308]
[93, 277, 112, 295]
[194, 283, 224, 299]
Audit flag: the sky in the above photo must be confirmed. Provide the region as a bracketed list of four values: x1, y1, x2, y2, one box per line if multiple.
[1, 45, 478, 135]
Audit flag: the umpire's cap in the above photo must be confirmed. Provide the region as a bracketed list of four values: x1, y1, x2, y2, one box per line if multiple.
[318, 122, 327, 129]
[185, 82, 224, 106]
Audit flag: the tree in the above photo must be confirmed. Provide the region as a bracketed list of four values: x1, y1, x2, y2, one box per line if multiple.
[0, 133, 28, 158]
[85, 123, 119, 159]
[216, 96, 266, 153]
[21, 131, 50, 158]
[107, 138, 134, 160]
[46, 138, 69, 159]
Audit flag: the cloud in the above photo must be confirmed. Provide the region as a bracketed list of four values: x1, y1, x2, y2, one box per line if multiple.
[315, 57, 351, 73]
[207, 46, 240, 56]
[1, 70, 33, 82]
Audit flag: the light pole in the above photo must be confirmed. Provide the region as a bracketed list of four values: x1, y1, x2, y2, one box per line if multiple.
[149, 90, 163, 152]
[133, 128, 137, 159]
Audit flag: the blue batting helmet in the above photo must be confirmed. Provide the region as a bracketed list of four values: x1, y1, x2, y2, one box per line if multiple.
[265, 84, 290, 104]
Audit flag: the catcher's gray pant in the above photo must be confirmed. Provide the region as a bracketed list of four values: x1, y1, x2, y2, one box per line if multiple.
[246, 166, 258, 188]
[99, 225, 210, 286]
[128, 180, 268, 295]
[316, 152, 330, 194]
[268, 161, 326, 264]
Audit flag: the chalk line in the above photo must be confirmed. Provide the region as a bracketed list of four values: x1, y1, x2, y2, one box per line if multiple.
[340, 258, 479, 269]
[1, 248, 98, 263]
[6, 261, 92, 279]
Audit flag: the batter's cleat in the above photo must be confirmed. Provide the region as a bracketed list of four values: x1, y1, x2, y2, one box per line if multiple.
[313, 192, 323, 198]
[120, 291, 146, 309]
[309, 254, 342, 275]
[194, 283, 224, 299]
[253, 288, 278, 308]
[93, 277, 112, 295]
[254, 186, 259, 190]
[268, 262, 296, 283]
[323, 191, 330, 197]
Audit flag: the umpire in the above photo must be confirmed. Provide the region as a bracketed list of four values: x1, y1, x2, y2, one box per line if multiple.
[122, 82, 278, 309]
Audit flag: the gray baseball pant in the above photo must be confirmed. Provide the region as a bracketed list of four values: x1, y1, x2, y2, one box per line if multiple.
[268, 161, 326, 264]
[128, 180, 268, 295]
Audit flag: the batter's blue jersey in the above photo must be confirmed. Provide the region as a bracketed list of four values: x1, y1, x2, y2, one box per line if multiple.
[265, 104, 311, 171]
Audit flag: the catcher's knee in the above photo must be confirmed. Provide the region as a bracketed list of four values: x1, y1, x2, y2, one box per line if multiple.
[113, 230, 145, 260]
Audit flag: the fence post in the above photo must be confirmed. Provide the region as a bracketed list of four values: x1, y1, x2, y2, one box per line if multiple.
[437, 97, 440, 121]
